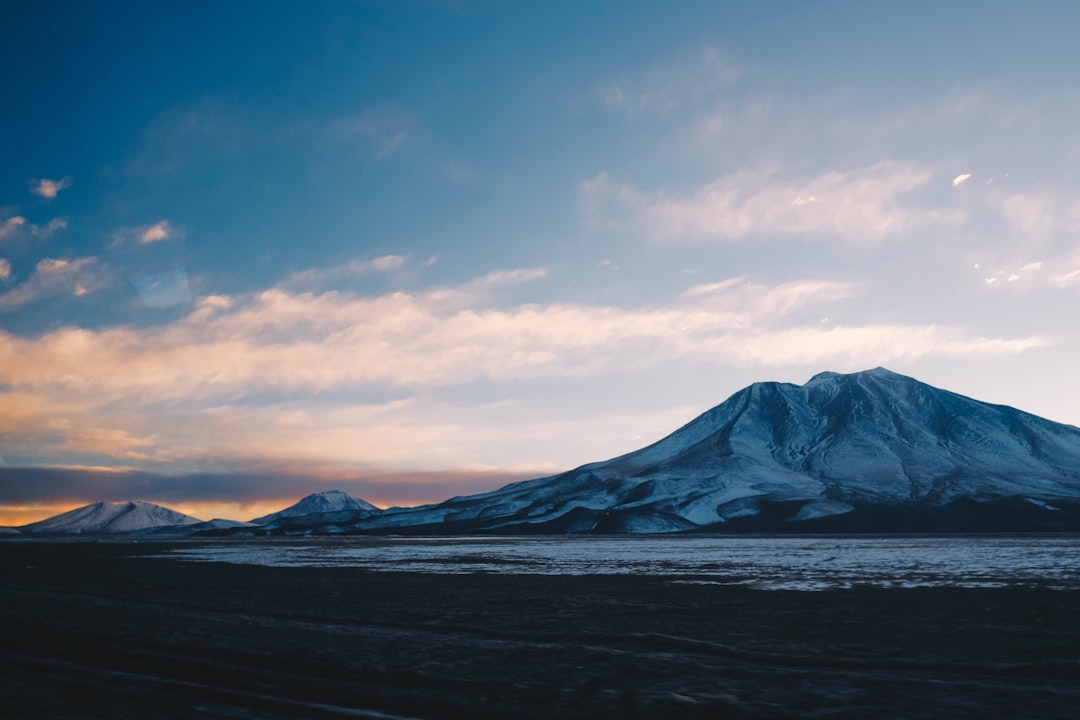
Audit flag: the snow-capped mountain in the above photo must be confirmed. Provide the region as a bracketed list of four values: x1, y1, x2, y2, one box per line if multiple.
[21, 369, 1080, 537]
[328, 368, 1080, 534]
[19, 501, 204, 535]
[249, 490, 380, 528]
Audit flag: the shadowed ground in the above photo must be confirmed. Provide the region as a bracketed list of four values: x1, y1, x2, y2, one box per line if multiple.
[1, 540, 1078, 719]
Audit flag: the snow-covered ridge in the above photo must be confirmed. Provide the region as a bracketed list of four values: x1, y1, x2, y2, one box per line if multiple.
[19, 501, 204, 534]
[333, 367, 1080, 534]
[250, 490, 379, 525]
[13, 368, 1080, 536]
[12, 490, 384, 537]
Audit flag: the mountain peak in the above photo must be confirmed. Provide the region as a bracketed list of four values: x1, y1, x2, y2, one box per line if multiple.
[19, 500, 203, 535]
[310, 490, 351, 500]
[250, 490, 379, 525]
[806, 367, 907, 385]
[329, 368, 1080, 535]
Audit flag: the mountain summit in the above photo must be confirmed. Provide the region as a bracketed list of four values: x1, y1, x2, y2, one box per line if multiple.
[19, 501, 203, 534]
[339, 368, 1080, 534]
[250, 490, 380, 526]
[16, 369, 1080, 537]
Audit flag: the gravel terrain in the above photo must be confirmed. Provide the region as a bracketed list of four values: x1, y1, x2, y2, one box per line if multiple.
[2, 540, 1078, 719]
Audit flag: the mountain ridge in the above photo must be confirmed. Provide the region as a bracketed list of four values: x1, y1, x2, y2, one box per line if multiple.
[324, 367, 1080, 534]
[18, 501, 204, 535]
[11, 368, 1080, 535]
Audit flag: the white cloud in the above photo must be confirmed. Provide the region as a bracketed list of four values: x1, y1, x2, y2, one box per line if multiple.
[997, 191, 1080, 241]
[0, 268, 1042, 470]
[952, 173, 972, 187]
[0, 259, 10, 280]
[140, 220, 172, 244]
[682, 278, 859, 319]
[0, 257, 106, 312]
[108, 220, 184, 249]
[1050, 250, 1080, 287]
[0, 270, 1037, 402]
[981, 254, 1080, 291]
[1053, 268, 1080, 287]
[283, 254, 410, 287]
[369, 255, 407, 272]
[37, 258, 73, 273]
[584, 163, 961, 243]
[985, 260, 1042, 288]
[0, 216, 27, 241]
[466, 267, 548, 289]
[31, 177, 72, 198]
[31, 218, 67, 238]
[710, 325, 1042, 367]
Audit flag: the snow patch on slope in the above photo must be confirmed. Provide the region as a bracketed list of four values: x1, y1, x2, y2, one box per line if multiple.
[20, 501, 203, 534]
[251, 490, 379, 525]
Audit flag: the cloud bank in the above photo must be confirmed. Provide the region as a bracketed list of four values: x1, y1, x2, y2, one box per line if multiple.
[583, 163, 962, 243]
[0, 265, 1043, 474]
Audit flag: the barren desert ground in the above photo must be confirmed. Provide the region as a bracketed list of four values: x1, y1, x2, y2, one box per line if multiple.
[2, 539, 1079, 719]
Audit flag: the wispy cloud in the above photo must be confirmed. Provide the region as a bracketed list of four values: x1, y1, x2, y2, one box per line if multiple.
[0, 257, 107, 312]
[283, 254, 410, 288]
[0, 259, 10, 280]
[462, 267, 549, 291]
[0, 271, 1037, 399]
[31, 218, 67, 237]
[0, 268, 1042, 473]
[30, 177, 72, 199]
[65, 428, 159, 461]
[331, 104, 418, 157]
[583, 163, 961, 243]
[952, 173, 972, 187]
[0, 216, 26, 241]
[125, 100, 250, 177]
[0, 215, 65, 242]
[1049, 250, 1080, 287]
[997, 191, 1080, 242]
[597, 45, 741, 117]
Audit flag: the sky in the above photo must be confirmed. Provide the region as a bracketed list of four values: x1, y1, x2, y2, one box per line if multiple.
[4, 0, 1080, 524]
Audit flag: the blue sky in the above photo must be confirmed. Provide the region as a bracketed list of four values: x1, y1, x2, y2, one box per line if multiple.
[4, 1, 1080, 522]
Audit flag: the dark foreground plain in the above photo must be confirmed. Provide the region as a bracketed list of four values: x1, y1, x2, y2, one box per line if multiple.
[2, 541, 1079, 719]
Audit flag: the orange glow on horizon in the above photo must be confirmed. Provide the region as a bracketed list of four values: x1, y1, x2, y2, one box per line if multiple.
[0, 504, 82, 527]
[0, 496, 441, 528]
